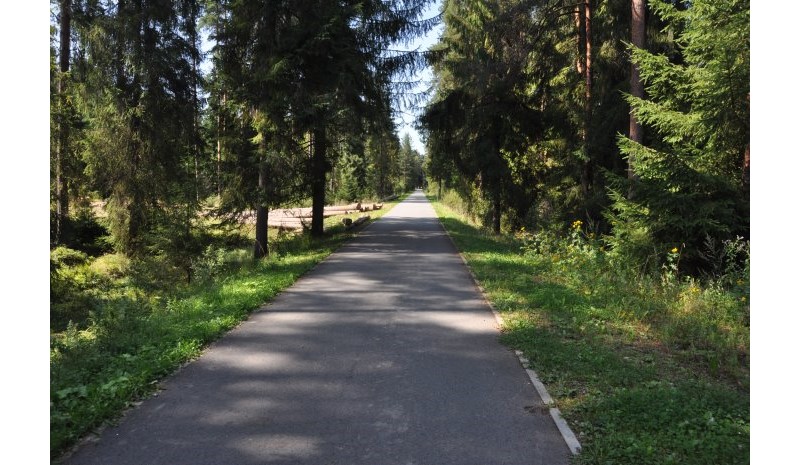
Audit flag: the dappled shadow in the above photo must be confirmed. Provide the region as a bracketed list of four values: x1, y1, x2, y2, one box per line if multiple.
[60, 192, 572, 465]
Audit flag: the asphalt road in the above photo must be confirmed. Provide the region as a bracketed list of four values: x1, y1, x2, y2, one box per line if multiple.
[62, 191, 571, 465]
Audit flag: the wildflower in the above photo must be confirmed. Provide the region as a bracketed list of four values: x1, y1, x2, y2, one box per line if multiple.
[670, 247, 678, 254]
[572, 220, 583, 229]
[690, 286, 700, 294]
[741, 296, 747, 302]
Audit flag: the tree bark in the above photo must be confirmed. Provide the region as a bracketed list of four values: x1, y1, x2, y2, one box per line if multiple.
[311, 124, 327, 237]
[574, 5, 584, 75]
[55, 0, 72, 241]
[254, 159, 269, 259]
[629, 0, 646, 183]
[217, 92, 225, 198]
[492, 194, 501, 235]
[580, 1, 593, 199]
[742, 93, 750, 189]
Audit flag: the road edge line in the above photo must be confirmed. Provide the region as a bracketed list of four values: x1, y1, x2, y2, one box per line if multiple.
[432, 200, 582, 456]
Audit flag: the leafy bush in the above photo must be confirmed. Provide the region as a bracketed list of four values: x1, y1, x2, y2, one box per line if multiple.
[89, 253, 131, 279]
[51, 246, 90, 269]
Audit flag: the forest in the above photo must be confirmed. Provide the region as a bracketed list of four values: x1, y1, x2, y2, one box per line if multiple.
[423, 0, 748, 274]
[49, 0, 749, 463]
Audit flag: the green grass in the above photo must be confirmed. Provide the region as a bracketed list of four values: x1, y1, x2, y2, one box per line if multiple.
[50, 195, 405, 459]
[429, 195, 749, 465]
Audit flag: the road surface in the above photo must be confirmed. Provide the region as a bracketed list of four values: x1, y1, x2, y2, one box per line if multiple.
[62, 190, 571, 465]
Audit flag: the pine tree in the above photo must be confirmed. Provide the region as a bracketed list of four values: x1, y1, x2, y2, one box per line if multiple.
[78, 0, 204, 257]
[53, 0, 73, 243]
[208, 0, 435, 252]
[423, 0, 540, 233]
[282, 0, 435, 237]
[628, 0, 646, 184]
[610, 0, 749, 271]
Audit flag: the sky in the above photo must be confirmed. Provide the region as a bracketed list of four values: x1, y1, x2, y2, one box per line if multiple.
[391, 0, 445, 156]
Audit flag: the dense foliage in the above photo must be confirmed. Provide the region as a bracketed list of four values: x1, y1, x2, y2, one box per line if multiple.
[422, 0, 749, 278]
[50, 0, 434, 260]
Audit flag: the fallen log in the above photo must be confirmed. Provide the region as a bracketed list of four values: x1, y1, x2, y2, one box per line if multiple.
[267, 217, 307, 230]
[324, 202, 361, 212]
[272, 207, 312, 218]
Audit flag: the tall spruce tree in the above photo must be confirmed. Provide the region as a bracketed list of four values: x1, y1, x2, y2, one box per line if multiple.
[53, 0, 73, 243]
[79, 0, 204, 258]
[610, 0, 749, 271]
[283, 0, 435, 237]
[208, 0, 435, 255]
[423, 0, 540, 233]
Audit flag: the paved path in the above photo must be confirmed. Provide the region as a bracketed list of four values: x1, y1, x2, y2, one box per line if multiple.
[63, 191, 571, 465]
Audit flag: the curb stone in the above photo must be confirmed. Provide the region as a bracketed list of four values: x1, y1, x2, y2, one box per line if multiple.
[433, 203, 582, 456]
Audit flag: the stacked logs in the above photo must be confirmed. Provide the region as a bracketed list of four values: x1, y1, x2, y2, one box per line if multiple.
[262, 202, 383, 231]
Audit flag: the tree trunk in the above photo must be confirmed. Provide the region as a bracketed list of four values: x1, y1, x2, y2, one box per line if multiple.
[55, 0, 72, 242]
[254, 160, 269, 259]
[216, 92, 227, 198]
[311, 124, 327, 237]
[574, 5, 584, 76]
[492, 194, 501, 235]
[629, 0, 646, 184]
[580, 1, 593, 199]
[742, 93, 750, 189]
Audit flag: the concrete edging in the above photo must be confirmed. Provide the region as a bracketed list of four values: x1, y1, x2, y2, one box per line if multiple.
[434, 205, 582, 456]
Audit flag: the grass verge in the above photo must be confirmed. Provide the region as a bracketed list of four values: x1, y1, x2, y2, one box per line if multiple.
[429, 196, 749, 465]
[50, 195, 405, 460]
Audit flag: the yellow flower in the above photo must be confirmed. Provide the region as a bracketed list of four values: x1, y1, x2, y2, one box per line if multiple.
[741, 296, 747, 302]
[670, 247, 678, 254]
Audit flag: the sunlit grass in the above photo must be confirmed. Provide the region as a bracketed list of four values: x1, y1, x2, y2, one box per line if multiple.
[429, 196, 748, 465]
[50, 195, 405, 459]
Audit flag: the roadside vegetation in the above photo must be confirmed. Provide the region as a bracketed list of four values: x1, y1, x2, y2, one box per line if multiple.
[50, 197, 404, 459]
[430, 193, 748, 465]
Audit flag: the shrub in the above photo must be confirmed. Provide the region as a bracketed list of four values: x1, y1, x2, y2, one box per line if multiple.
[89, 253, 131, 279]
